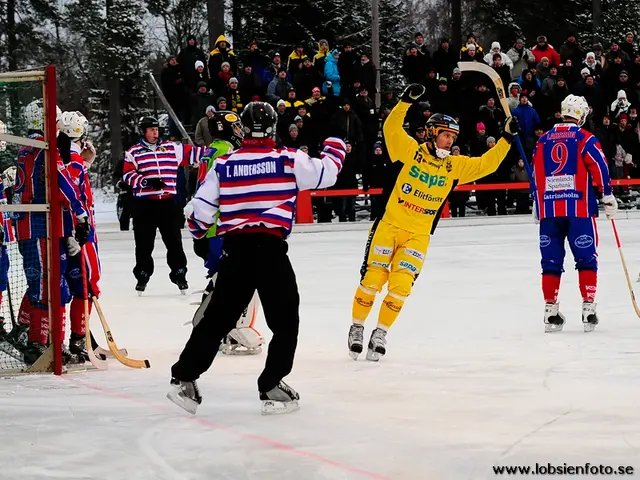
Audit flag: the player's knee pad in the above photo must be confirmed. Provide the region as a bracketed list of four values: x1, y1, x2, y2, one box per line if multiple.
[388, 271, 417, 298]
[222, 327, 264, 355]
[361, 268, 388, 292]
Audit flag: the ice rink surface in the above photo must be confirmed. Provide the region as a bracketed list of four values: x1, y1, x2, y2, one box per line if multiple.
[3, 211, 640, 480]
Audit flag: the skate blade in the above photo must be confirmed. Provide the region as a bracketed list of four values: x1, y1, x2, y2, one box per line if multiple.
[584, 323, 597, 333]
[261, 399, 300, 415]
[166, 389, 199, 415]
[180, 290, 187, 296]
[349, 350, 360, 361]
[545, 324, 564, 333]
[137, 291, 143, 297]
[366, 349, 384, 361]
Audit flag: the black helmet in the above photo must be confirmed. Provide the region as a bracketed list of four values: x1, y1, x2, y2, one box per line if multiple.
[138, 116, 159, 135]
[425, 113, 459, 141]
[207, 111, 244, 149]
[240, 102, 277, 138]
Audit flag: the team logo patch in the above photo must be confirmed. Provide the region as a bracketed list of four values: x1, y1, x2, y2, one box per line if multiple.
[398, 260, 418, 273]
[404, 248, 424, 261]
[575, 235, 593, 249]
[374, 246, 393, 256]
[540, 235, 551, 248]
[402, 183, 412, 194]
[371, 261, 390, 269]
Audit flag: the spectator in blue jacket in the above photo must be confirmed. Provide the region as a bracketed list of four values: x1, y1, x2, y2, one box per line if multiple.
[513, 94, 541, 148]
[323, 49, 341, 97]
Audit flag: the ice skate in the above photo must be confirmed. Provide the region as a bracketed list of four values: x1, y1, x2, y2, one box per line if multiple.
[222, 327, 263, 355]
[260, 381, 300, 415]
[366, 328, 387, 361]
[62, 343, 85, 365]
[582, 302, 599, 333]
[544, 303, 566, 333]
[6, 323, 28, 352]
[135, 272, 150, 296]
[170, 268, 188, 295]
[348, 323, 364, 360]
[23, 341, 48, 365]
[0, 318, 6, 342]
[167, 378, 202, 415]
[69, 332, 89, 361]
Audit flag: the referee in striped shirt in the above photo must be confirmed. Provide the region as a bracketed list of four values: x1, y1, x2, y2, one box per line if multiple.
[123, 116, 206, 295]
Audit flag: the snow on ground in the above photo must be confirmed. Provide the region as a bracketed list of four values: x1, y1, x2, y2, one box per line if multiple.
[2, 213, 640, 479]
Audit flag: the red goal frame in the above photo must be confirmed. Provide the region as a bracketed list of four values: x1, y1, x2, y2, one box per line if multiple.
[0, 65, 64, 374]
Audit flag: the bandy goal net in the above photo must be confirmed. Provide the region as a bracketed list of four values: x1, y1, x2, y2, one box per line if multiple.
[0, 66, 66, 375]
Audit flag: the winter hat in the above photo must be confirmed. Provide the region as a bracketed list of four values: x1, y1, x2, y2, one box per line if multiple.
[537, 35, 547, 43]
[373, 141, 383, 152]
[229, 77, 238, 84]
[319, 39, 328, 46]
[205, 105, 215, 114]
[620, 70, 629, 77]
[221, 61, 231, 69]
[487, 136, 496, 145]
[439, 77, 448, 84]
[580, 67, 590, 75]
[453, 67, 461, 75]
[276, 99, 286, 108]
[216, 97, 227, 105]
[491, 41, 501, 51]
[476, 122, 486, 131]
[618, 89, 628, 99]
[541, 56, 549, 63]
[197, 81, 208, 90]
[195, 60, 205, 70]
[467, 44, 476, 51]
[312, 86, 321, 94]
[415, 32, 424, 38]
[289, 124, 298, 132]
[294, 115, 303, 122]
[586, 52, 595, 60]
[451, 146, 461, 154]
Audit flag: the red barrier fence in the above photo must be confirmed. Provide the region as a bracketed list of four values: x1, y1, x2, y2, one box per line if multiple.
[295, 179, 640, 224]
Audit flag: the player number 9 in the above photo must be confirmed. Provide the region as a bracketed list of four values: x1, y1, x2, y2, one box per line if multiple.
[550, 143, 568, 175]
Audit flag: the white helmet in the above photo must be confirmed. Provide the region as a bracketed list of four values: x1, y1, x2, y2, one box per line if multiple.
[24, 99, 44, 132]
[0, 120, 6, 152]
[561, 94, 589, 126]
[58, 111, 88, 139]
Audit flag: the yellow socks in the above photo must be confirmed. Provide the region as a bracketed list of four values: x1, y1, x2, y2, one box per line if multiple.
[352, 285, 377, 324]
[377, 293, 405, 330]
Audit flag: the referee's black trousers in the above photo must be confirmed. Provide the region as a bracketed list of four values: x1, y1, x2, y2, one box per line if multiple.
[132, 197, 187, 281]
[171, 232, 300, 393]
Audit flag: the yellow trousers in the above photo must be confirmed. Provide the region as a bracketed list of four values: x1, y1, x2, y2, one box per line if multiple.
[352, 220, 430, 329]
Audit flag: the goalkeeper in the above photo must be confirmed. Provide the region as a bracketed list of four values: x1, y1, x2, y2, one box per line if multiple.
[347, 83, 519, 361]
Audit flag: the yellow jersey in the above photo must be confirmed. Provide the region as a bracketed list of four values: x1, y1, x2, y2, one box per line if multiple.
[381, 101, 512, 234]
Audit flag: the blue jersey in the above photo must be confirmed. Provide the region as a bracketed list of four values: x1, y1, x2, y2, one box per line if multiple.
[532, 124, 612, 219]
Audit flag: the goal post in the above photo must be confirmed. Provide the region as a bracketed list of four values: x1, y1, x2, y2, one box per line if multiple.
[0, 65, 64, 375]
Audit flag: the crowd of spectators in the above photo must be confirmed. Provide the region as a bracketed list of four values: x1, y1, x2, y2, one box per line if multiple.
[159, 31, 640, 221]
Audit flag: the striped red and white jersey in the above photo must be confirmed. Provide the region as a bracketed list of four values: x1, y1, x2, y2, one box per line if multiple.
[14, 133, 87, 240]
[66, 144, 97, 243]
[188, 137, 346, 239]
[0, 179, 15, 243]
[532, 123, 612, 220]
[122, 139, 207, 199]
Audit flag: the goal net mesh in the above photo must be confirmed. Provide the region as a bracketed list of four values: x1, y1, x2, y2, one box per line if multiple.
[0, 70, 62, 374]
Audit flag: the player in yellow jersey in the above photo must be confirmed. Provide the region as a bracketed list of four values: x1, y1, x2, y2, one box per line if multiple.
[348, 83, 520, 361]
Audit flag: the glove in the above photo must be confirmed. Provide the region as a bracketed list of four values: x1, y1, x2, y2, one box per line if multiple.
[81, 141, 96, 166]
[184, 202, 194, 218]
[66, 237, 81, 257]
[603, 194, 618, 219]
[74, 215, 90, 246]
[400, 83, 426, 104]
[502, 116, 521, 141]
[142, 178, 167, 190]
